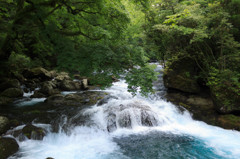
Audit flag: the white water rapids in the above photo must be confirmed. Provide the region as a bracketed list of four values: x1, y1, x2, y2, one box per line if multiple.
[8, 64, 240, 159]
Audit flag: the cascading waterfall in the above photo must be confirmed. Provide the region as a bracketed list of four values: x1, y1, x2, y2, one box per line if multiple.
[8, 64, 240, 159]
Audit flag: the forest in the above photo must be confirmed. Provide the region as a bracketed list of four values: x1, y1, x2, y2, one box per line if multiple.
[0, 0, 239, 108]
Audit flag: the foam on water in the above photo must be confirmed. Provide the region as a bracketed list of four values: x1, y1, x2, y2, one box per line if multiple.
[9, 64, 240, 159]
[15, 98, 46, 106]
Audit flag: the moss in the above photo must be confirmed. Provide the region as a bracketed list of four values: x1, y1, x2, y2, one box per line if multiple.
[179, 102, 191, 109]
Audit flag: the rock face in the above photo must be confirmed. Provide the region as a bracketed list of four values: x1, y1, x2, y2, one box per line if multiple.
[0, 137, 19, 159]
[23, 67, 52, 81]
[1, 88, 23, 98]
[22, 124, 46, 140]
[45, 92, 107, 107]
[163, 57, 201, 93]
[0, 116, 9, 135]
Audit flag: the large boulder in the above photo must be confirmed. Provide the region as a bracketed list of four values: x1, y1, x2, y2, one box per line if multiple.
[0, 137, 19, 159]
[45, 92, 106, 107]
[22, 124, 46, 140]
[1, 88, 23, 98]
[0, 116, 9, 135]
[60, 79, 81, 91]
[163, 57, 201, 93]
[0, 79, 20, 92]
[23, 67, 52, 81]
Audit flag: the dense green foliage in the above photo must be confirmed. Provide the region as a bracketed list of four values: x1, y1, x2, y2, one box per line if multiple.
[0, 0, 239, 99]
[0, 0, 157, 95]
[145, 0, 240, 106]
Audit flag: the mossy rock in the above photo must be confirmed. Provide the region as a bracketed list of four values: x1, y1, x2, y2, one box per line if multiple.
[22, 124, 46, 140]
[1, 88, 23, 98]
[0, 137, 19, 159]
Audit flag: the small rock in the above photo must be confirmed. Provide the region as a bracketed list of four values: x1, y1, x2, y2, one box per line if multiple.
[0, 137, 19, 159]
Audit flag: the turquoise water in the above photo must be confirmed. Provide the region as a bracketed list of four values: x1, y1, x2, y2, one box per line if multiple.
[114, 132, 227, 159]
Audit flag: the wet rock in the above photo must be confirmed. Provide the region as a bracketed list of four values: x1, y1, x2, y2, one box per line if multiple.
[104, 102, 159, 131]
[118, 112, 132, 128]
[107, 113, 117, 132]
[46, 92, 106, 107]
[0, 137, 19, 159]
[22, 124, 46, 140]
[0, 96, 13, 105]
[0, 79, 20, 92]
[97, 95, 118, 106]
[60, 79, 81, 91]
[1, 88, 23, 98]
[141, 110, 158, 126]
[0, 116, 9, 135]
[30, 91, 46, 98]
[163, 57, 201, 93]
[23, 67, 52, 81]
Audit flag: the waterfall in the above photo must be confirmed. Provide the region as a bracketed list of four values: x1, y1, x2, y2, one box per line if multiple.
[8, 64, 240, 159]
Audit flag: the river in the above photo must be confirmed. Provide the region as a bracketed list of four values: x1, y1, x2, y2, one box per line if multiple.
[8, 64, 240, 159]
